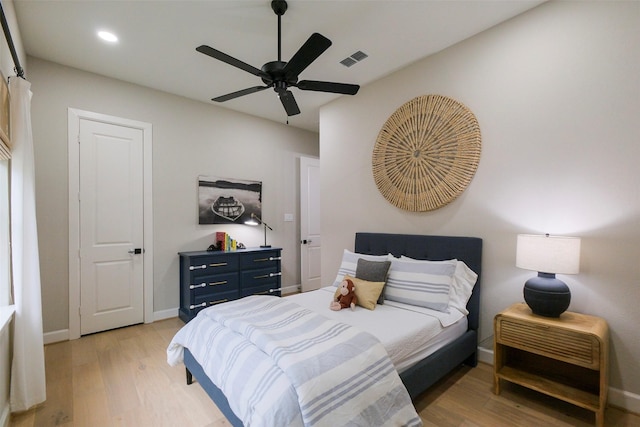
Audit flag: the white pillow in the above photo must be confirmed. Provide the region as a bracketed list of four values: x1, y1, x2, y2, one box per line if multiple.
[332, 249, 389, 287]
[385, 258, 457, 312]
[449, 261, 478, 315]
[400, 256, 478, 315]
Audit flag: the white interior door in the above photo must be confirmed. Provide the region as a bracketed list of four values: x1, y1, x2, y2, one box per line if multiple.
[300, 156, 321, 292]
[78, 119, 144, 335]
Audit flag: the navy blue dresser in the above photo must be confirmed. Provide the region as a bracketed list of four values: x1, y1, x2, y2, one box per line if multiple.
[178, 247, 282, 322]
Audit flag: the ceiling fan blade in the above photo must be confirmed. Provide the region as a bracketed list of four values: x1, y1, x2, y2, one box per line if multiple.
[296, 80, 360, 95]
[212, 86, 271, 102]
[197, 45, 271, 81]
[279, 90, 300, 116]
[282, 33, 332, 80]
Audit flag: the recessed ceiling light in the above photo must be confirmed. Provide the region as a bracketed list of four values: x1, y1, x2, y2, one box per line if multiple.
[97, 30, 118, 43]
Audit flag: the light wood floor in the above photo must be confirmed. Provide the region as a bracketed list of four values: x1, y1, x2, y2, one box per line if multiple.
[10, 318, 639, 427]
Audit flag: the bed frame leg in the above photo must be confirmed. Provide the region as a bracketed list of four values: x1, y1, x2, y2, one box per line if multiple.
[186, 367, 193, 385]
[464, 351, 478, 367]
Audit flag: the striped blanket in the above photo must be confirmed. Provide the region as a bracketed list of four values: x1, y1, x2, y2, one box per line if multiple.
[167, 295, 422, 427]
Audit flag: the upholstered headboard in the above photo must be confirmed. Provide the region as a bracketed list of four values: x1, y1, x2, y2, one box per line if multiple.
[354, 232, 483, 331]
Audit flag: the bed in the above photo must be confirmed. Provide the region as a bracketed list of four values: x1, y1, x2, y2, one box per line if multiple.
[169, 232, 482, 426]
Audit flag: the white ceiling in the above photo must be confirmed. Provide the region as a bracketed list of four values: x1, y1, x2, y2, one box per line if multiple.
[13, 0, 544, 132]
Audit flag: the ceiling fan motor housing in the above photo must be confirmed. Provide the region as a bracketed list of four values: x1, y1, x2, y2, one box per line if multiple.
[261, 61, 297, 89]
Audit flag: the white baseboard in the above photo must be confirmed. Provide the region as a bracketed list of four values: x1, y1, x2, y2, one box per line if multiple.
[478, 346, 494, 365]
[44, 308, 179, 344]
[281, 284, 300, 295]
[43, 300, 287, 344]
[609, 388, 640, 415]
[43, 329, 69, 345]
[153, 308, 178, 322]
[475, 347, 640, 414]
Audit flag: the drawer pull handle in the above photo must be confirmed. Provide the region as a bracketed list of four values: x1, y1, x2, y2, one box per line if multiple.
[209, 299, 228, 305]
[189, 302, 207, 309]
[209, 262, 228, 267]
[254, 271, 282, 279]
[253, 256, 281, 263]
[189, 264, 207, 270]
[189, 283, 207, 289]
[209, 281, 227, 286]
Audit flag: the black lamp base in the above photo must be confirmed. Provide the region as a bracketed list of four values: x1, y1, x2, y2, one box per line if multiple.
[523, 272, 571, 317]
[260, 245, 272, 248]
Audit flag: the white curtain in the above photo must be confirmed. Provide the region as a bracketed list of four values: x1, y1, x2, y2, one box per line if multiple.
[9, 77, 46, 412]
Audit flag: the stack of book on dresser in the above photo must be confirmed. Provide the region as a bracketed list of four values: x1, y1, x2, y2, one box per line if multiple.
[215, 231, 237, 251]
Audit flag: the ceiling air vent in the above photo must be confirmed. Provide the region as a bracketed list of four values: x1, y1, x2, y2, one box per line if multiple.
[340, 57, 357, 67]
[340, 51, 368, 67]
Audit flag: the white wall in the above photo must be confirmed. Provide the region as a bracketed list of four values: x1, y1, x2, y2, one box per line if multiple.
[26, 57, 318, 333]
[320, 0, 640, 404]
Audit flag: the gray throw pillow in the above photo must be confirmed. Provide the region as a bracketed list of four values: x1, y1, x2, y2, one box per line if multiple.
[356, 258, 391, 304]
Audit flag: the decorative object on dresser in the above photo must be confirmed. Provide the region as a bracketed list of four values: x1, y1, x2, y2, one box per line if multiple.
[178, 247, 282, 322]
[372, 94, 481, 212]
[198, 175, 262, 225]
[494, 303, 609, 427]
[244, 213, 273, 248]
[516, 233, 581, 317]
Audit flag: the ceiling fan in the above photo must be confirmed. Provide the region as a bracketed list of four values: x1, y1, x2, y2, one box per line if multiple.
[196, 0, 360, 117]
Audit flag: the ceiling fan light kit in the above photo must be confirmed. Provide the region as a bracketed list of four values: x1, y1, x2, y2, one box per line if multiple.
[197, 0, 360, 117]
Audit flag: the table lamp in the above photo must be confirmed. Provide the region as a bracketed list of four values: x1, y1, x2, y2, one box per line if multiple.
[516, 234, 581, 317]
[244, 213, 272, 248]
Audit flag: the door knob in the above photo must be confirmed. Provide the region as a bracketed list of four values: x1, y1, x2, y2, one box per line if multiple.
[128, 248, 143, 254]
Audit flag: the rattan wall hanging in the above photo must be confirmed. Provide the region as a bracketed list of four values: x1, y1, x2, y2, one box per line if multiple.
[372, 94, 481, 211]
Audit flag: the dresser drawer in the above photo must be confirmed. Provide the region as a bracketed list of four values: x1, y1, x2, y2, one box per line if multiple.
[496, 317, 600, 369]
[194, 289, 238, 307]
[241, 265, 281, 284]
[189, 290, 239, 315]
[241, 282, 281, 297]
[188, 254, 239, 279]
[240, 250, 281, 269]
[188, 272, 239, 298]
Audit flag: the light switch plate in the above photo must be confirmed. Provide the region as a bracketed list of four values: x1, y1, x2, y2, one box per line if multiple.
[284, 213, 294, 222]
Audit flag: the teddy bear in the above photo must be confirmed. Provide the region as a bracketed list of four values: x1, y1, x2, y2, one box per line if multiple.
[330, 278, 357, 311]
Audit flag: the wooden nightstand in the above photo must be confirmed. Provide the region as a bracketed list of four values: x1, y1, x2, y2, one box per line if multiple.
[494, 303, 609, 427]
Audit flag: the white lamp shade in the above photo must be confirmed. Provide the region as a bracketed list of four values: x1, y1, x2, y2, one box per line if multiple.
[516, 234, 581, 275]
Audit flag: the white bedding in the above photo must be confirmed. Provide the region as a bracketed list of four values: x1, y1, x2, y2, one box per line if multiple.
[168, 295, 422, 427]
[287, 286, 468, 373]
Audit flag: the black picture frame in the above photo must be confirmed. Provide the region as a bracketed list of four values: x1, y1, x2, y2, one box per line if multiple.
[198, 176, 262, 225]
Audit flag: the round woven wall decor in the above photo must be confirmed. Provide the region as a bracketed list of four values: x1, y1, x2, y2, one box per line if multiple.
[372, 94, 481, 211]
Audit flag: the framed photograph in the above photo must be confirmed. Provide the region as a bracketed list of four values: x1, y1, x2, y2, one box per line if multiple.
[198, 176, 262, 225]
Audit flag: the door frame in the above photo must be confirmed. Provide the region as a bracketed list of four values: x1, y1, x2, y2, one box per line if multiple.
[68, 108, 153, 340]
